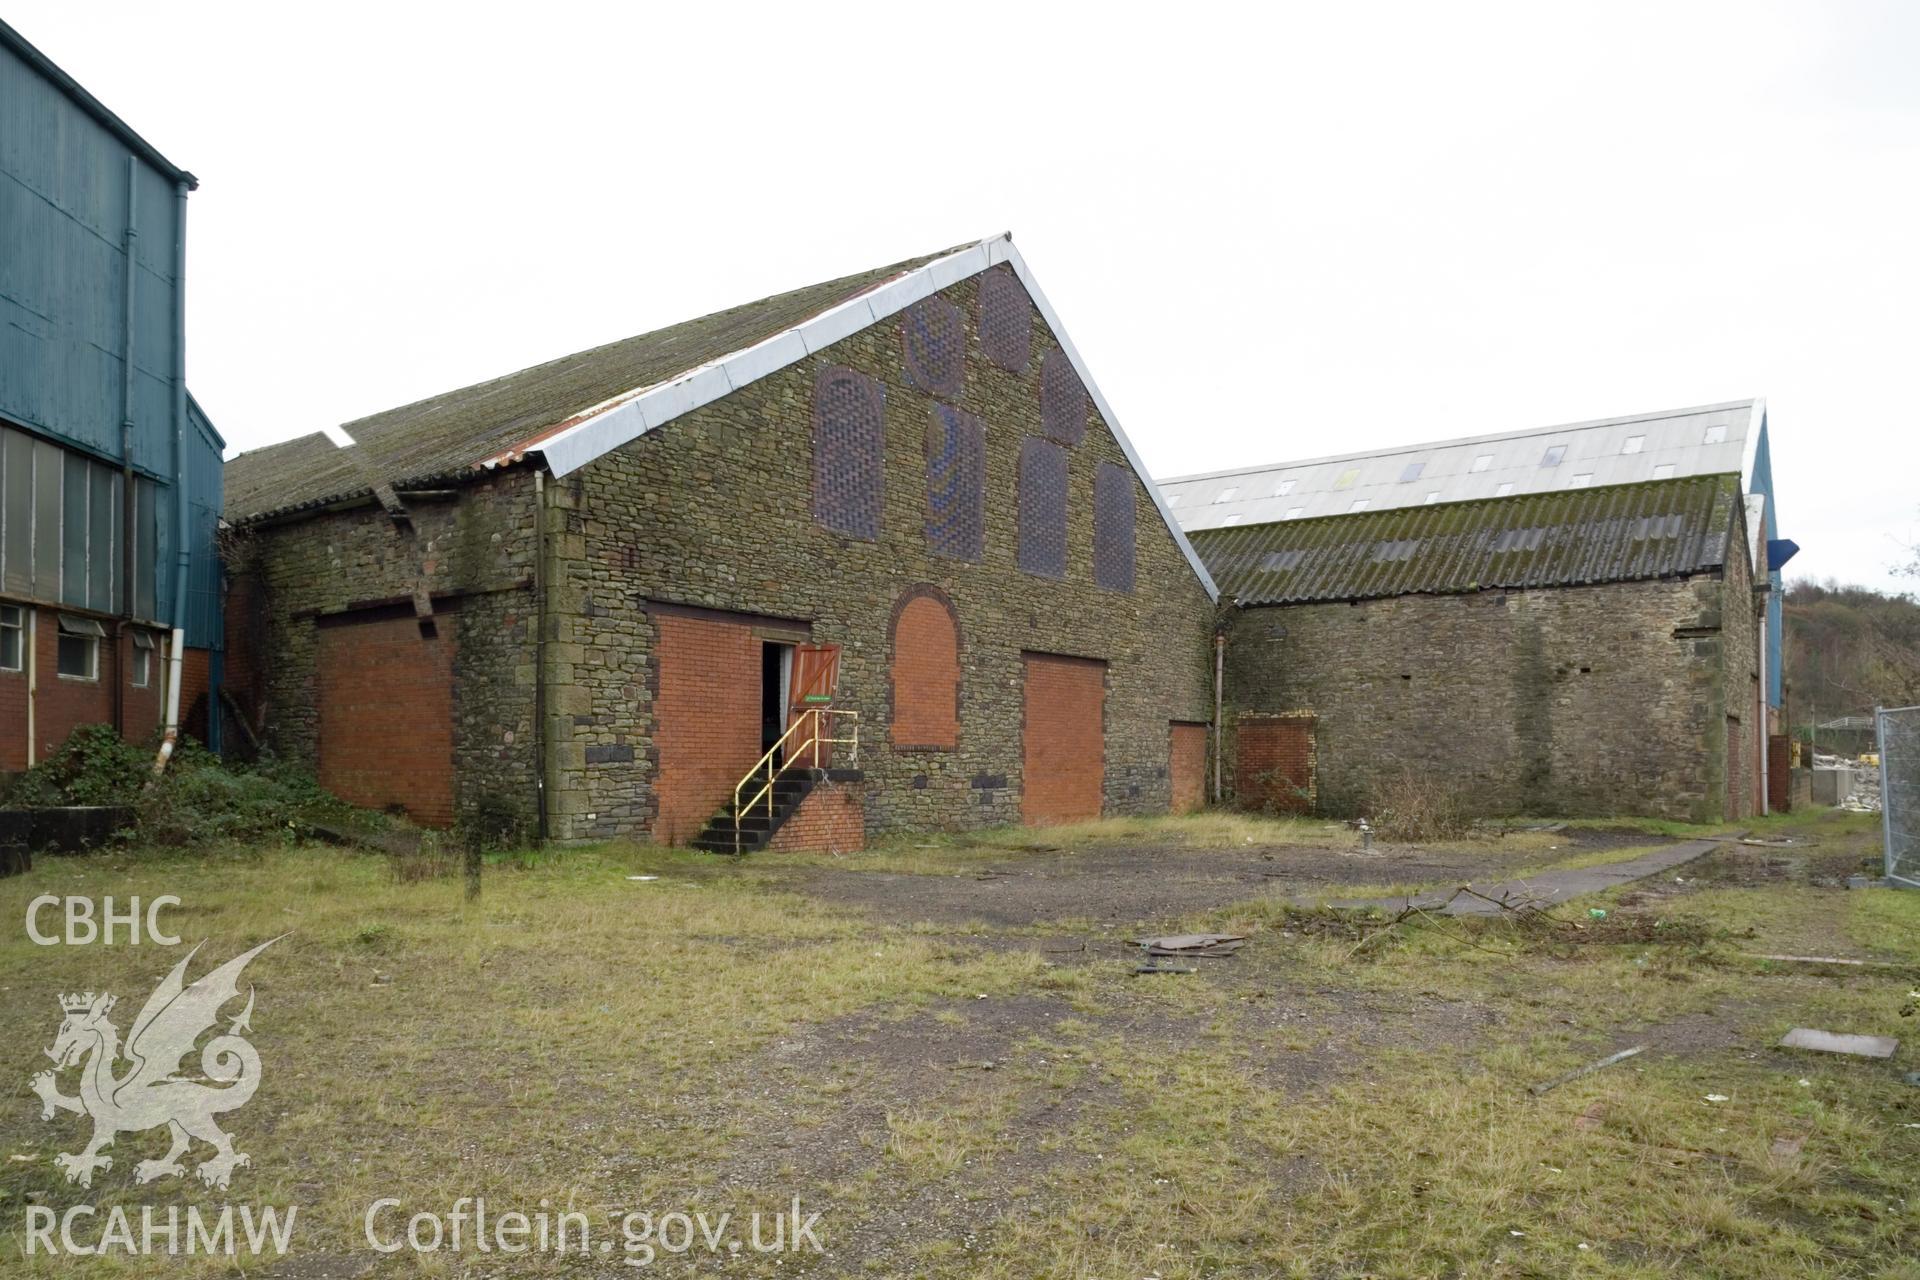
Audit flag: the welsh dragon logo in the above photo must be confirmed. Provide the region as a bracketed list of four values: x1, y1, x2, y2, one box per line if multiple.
[30, 939, 279, 1190]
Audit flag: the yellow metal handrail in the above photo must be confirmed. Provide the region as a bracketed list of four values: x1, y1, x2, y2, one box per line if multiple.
[730, 707, 860, 853]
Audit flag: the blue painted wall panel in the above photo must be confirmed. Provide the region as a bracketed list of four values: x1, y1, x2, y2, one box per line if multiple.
[0, 36, 221, 648]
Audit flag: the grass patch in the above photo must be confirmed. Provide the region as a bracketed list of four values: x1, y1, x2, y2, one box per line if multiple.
[0, 808, 1907, 1277]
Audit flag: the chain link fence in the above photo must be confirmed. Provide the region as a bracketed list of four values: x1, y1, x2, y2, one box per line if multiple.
[1877, 706, 1920, 889]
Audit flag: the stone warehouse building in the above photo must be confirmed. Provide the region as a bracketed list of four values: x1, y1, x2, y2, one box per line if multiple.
[1160, 398, 1797, 814]
[222, 235, 1218, 845]
[1190, 473, 1765, 823]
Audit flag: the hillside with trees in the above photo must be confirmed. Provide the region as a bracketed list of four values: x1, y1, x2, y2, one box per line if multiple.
[1783, 580, 1920, 731]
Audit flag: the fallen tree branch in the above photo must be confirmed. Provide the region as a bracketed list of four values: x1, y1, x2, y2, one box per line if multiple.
[1529, 1045, 1646, 1096]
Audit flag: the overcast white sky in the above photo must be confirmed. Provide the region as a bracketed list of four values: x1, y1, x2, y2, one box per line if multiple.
[12, 1, 1918, 590]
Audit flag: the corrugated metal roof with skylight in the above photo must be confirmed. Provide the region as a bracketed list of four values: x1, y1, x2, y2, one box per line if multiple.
[1189, 473, 1741, 606]
[1160, 400, 1762, 530]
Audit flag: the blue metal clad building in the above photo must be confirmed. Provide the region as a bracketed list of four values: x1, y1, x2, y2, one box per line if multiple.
[0, 18, 223, 757]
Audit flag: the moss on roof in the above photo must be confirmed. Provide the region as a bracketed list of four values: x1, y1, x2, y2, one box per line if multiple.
[226, 243, 969, 523]
[222, 432, 372, 523]
[1190, 473, 1742, 605]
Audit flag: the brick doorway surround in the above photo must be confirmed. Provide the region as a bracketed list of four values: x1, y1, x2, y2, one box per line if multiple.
[1170, 721, 1208, 814]
[316, 606, 456, 828]
[1235, 712, 1316, 814]
[1021, 652, 1105, 826]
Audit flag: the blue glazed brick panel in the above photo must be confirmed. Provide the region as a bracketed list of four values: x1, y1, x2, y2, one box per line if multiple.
[1094, 461, 1136, 592]
[901, 296, 966, 398]
[926, 404, 985, 561]
[1018, 436, 1068, 579]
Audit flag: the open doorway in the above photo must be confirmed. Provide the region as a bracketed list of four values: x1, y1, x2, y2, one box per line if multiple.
[761, 641, 794, 758]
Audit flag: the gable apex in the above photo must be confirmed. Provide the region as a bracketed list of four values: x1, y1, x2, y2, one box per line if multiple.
[533, 234, 1218, 600]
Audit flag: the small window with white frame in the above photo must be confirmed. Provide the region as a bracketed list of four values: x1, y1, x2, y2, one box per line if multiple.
[56, 614, 103, 680]
[0, 604, 22, 672]
[131, 629, 155, 688]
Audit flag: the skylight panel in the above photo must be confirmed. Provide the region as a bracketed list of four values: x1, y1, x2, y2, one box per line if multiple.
[1494, 482, 1515, 496]
[1470, 454, 1493, 473]
[1371, 539, 1420, 562]
[1333, 468, 1360, 491]
[1622, 435, 1645, 454]
[1262, 550, 1305, 572]
[1652, 463, 1676, 480]
[1570, 473, 1593, 488]
[1704, 424, 1729, 444]
[1212, 486, 1239, 504]
[1347, 498, 1371, 512]
[1284, 507, 1305, 520]
[1424, 491, 1442, 505]
[1541, 444, 1567, 467]
[1222, 513, 1244, 525]
[1273, 478, 1297, 497]
[1399, 461, 1426, 483]
[1165, 493, 1182, 506]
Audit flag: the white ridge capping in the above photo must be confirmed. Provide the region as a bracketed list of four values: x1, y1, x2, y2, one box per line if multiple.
[1740, 396, 1769, 488]
[534, 231, 1218, 600]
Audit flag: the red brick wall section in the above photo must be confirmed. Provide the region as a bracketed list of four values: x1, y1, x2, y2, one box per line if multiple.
[1, 610, 174, 771]
[653, 612, 763, 845]
[891, 591, 960, 749]
[1169, 721, 1208, 814]
[316, 611, 456, 828]
[1768, 733, 1790, 811]
[1236, 713, 1316, 814]
[1021, 653, 1105, 826]
[767, 780, 866, 853]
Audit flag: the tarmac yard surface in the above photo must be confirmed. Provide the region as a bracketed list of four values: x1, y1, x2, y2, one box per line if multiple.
[0, 808, 1912, 1278]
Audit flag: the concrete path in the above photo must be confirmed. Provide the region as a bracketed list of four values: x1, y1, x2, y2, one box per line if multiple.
[1308, 839, 1721, 916]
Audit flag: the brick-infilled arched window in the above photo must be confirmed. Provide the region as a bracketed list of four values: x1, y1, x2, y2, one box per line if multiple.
[889, 588, 961, 749]
[812, 367, 885, 540]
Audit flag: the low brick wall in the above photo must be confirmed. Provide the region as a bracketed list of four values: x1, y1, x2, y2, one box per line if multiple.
[767, 776, 866, 853]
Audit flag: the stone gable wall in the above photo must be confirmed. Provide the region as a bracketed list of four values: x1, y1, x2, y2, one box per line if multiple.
[546, 268, 1216, 841]
[1221, 565, 1752, 822]
[225, 474, 539, 832]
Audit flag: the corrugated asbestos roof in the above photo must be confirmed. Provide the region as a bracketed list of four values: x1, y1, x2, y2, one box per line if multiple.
[1160, 400, 1762, 530]
[223, 432, 372, 522]
[222, 245, 966, 524]
[1191, 473, 1740, 606]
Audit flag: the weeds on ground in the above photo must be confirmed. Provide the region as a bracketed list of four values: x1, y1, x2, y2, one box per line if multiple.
[1368, 768, 1473, 842]
[0, 724, 383, 849]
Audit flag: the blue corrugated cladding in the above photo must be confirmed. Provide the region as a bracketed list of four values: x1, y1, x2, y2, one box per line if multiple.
[0, 37, 221, 649]
[1749, 414, 1783, 709]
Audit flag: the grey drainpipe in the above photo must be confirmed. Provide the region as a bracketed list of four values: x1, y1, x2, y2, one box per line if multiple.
[115, 156, 137, 736]
[152, 179, 190, 775]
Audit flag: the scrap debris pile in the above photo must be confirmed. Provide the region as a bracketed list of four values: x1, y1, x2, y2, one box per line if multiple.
[1813, 752, 1883, 812]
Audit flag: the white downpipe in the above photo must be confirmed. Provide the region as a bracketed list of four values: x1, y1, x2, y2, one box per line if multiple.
[25, 608, 37, 768]
[152, 626, 186, 773]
